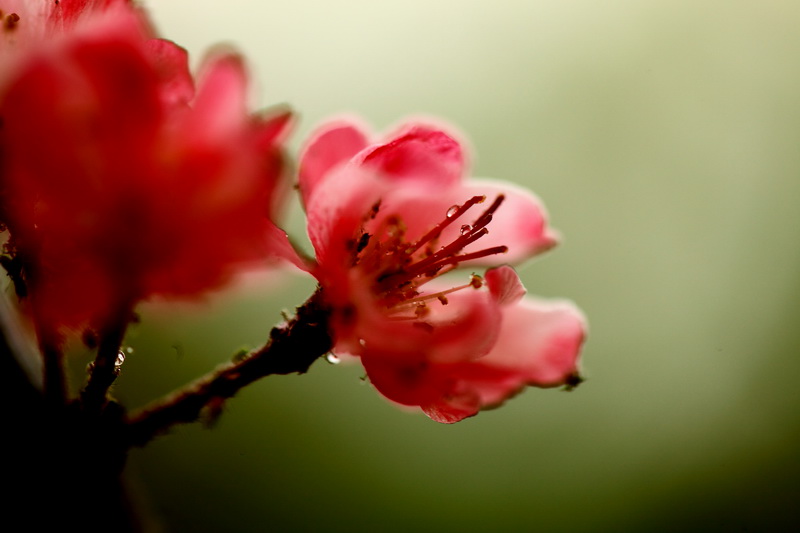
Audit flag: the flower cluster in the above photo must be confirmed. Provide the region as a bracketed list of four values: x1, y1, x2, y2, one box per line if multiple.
[0, 1, 586, 423]
[1, 0, 292, 344]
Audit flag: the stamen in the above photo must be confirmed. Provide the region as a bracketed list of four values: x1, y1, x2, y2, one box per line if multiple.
[358, 193, 508, 320]
[470, 194, 505, 233]
[426, 245, 508, 269]
[405, 195, 485, 255]
[390, 280, 480, 309]
[406, 194, 505, 273]
[404, 227, 489, 275]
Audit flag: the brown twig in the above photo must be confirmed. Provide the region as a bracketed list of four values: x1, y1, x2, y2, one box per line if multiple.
[124, 287, 333, 447]
[81, 302, 133, 415]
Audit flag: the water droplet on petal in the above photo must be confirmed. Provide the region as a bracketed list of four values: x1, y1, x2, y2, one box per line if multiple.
[115, 351, 126, 368]
[446, 205, 460, 218]
[325, 353, 341, 365]
[358, 339, 367, 347]
[460, 224, 472, 235]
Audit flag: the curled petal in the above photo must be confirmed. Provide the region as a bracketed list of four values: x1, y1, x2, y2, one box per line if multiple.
[485, 265, 527, 306]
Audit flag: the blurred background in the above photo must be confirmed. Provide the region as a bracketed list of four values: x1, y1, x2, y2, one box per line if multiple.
[104, 0, 800, 531]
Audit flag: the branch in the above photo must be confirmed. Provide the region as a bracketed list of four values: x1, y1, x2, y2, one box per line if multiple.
[81, 303, 133, 415]
[124, 287, 333, 447]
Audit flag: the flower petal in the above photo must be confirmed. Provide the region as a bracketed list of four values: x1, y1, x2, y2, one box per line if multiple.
[485, 265, 527, 306]
[304, 163, 381, 282]
[360, 124, 464, 187]
[0, 6, 294, 338]
[458, 180, 559, 263]
[298, 119, 369, 207]
[407, 297, 585, 423]
[465, 297, 586, 405]
[263, 221, 314, 272]
[358, 179, 558, 269]
[352, 287, 501, 365]
[421, 397, 480, 424]
[183, 50, 249, 141]
[144, 38, 194, 108]
[362, 348, 483, 424]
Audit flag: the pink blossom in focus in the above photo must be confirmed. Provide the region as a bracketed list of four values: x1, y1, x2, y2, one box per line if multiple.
[298, 118, 586, 422]
[0, 1, 293, 344]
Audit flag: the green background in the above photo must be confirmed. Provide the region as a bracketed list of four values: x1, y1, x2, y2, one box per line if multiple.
[100, 1, 800, 531]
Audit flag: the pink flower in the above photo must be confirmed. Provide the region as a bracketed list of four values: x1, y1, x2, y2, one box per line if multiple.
[298, 118, 586, 422]
[0, 1, 293, 343]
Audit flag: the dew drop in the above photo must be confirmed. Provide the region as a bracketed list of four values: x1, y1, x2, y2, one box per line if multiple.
[446, 205, 460, 218]
[325, 353, 341, 365]
[115, 351, 126, 368]
[460, 224, 472, 235]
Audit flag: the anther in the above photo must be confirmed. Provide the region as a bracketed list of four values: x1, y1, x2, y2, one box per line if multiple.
[470, 274, 483, 289]
[470, 194, 505, 234]
[4, 12, 20, 32]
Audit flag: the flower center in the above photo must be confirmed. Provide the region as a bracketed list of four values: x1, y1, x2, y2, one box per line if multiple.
[350, 194, 508, 319]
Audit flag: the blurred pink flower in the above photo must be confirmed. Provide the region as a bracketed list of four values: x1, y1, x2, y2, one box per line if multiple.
[0, 1, 293, 343]
[298, 119, 586, 422]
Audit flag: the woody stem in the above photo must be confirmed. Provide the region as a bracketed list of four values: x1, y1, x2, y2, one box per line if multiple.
[124, 287, 333, 447]
[81, 303, 133, 415]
